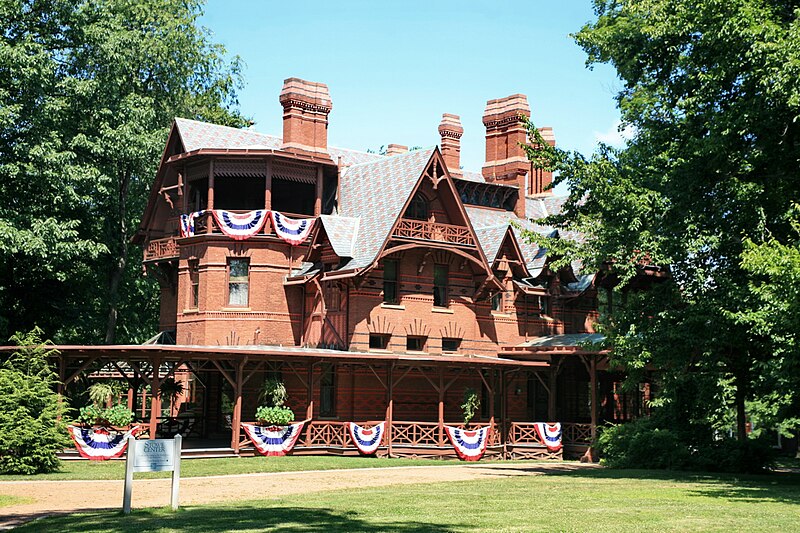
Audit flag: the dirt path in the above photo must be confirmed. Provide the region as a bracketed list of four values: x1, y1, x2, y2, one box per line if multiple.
[0, 462, 596, 529]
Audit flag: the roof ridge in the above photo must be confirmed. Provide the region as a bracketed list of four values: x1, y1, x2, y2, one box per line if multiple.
[342, 146, 436, 170]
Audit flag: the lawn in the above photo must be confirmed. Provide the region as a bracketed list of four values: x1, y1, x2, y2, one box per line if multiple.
[0, 455, 453, 481]
[14, 468, 800, 532]
[0, 494, 29, 508]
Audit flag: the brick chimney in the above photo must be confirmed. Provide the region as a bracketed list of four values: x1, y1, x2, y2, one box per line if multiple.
[279, 78, 332, 155]
[482, 94, 531, 218]
[529, 126, 556, 196]
[438, 113, 463, 177]
[386, 144, 408, 156]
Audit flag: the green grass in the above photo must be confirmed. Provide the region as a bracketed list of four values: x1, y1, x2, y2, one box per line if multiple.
[15, 468, 800, 532]
[0, 455, 454, 481]
[0, 494, 29, 508]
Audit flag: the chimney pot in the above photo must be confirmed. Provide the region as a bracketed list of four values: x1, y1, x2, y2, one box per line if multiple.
[279, 77, 332, 155]
[438, 113, 463, 176]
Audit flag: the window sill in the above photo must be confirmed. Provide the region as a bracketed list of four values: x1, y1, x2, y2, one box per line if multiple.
[182, 308, 199, 315]
[221, 307, 252, 312]
[380, 303, 405, 310]
[491, 311, 511, 318]
[405, 350, 427, 355]
[431, 307, 454, 314]
[368, 348, 392, 354]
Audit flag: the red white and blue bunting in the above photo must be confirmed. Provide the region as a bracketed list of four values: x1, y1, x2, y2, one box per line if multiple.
[242, 421, 307, 456]
[533, 422, 562, 452]
[348, 422, 385, 455]
[180, 210, 205, 238]
[67, 425, 141, 461]
[212, 210, 268, 240]
[271, 211, 315, 245]
[444, 425, 490, 461]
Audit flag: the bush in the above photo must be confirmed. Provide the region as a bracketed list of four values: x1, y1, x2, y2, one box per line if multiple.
[0, 329, 69, 474]
[596, 417, 776, 473]
[77, 404, 134, 427]
[255, 406, 294, 426]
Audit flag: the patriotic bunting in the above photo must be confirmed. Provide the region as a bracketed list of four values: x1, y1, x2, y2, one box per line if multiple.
[180, 210, 205, 237]
[213, 210, 268, 240]
[444, 425, 490, 461]
[271, 211, 314, 245]
[533, 422, 562, 452]
[242, 421, 307, 456]
[67, 425, 141, 461]
[348, 422, 385, 455]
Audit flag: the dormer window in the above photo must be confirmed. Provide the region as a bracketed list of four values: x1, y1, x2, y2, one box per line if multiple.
[407, 193, 429, 221]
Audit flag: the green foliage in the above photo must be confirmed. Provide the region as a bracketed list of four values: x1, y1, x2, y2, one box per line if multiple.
[87, 382, 114, 407]
[255, 406, 295, 426]
[78, 405, 105, 426]
[258, 378, 288, 408]
[158, 378, 185, 405]
[460, 388, 480, 427]
[596, 418, 776, 474]
[77, 404, 134, 427]
[0, 0, 245, 343]
[103, 405, 134, 427]
[0, 329, 69, 474]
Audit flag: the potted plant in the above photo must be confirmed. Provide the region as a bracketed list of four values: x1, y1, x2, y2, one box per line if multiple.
[78, 380, 135, 428]
[255, 378, 294, 426]
[461, 388, 480, 429]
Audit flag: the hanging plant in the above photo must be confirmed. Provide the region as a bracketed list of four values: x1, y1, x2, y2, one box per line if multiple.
[461, 388, 481, 429]
[159, 378, 185, 404]
[255, 406, 295, 426]
[87, 382, 114, 407]
[258, 378, 287, 408]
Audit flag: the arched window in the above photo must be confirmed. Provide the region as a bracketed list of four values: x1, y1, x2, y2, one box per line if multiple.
[406, 193, 429, 221]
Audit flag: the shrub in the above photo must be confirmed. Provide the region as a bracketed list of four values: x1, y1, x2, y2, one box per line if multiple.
[77, 404, 134, 427]
[255, 406, 295, 426]
[0, 329, 69, 474]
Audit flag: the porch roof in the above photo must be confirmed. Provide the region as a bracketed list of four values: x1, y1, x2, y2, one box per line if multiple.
[500, 333, 607, 357]
[1, 344, 548, 368]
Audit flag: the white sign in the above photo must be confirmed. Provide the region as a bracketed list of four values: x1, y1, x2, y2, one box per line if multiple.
[133, 439, 175, 472]
[123, 434, 182, 514]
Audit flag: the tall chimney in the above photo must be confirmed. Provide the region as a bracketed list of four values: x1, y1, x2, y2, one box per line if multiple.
[529, 126, 556, 196]
[279, 78, 332, 155]
[438, 113, 463, 177]
[482, 94, 531, 218]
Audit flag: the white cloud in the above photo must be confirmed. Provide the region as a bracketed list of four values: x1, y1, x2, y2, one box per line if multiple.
[594, 120, 636, 147]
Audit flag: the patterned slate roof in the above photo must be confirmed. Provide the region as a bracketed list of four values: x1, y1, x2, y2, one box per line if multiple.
[318, 215, 359, 258]
[337, 148, 436, 271]
[173, 118, 384, 167]
[459, 170, 485, 183]
[515, 333, 605, 348]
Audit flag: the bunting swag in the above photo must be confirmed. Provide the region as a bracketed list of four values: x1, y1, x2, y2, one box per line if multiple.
[179, 210, 205, 237]
[533, 422, 563, 452]
[444, 425, 490, 461]
[67, 425, 141, 460]
[242, 421, 307, 456]
[213, 210, 268, 240]
[271, 211, 315, 245]
[348, 422, 385, 455]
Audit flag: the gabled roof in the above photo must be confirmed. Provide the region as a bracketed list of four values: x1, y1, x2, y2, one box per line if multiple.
[336, 147, 437, 271]
[174, 118, 384, 167]
[317, 215, 359, 258]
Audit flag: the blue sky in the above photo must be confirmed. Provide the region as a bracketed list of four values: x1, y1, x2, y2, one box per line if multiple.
[200, 1, 623, 194]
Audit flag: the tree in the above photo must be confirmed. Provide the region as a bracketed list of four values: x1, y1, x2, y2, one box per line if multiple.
[522, 0, 800, 442]
[0, 328, 69, 474]
[0, 0, 245, 344]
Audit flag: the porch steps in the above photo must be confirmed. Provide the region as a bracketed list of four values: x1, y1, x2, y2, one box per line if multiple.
[57, 447, 245, 461]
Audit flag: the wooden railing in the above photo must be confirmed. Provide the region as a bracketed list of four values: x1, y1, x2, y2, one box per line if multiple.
[562, 422, 592, 445]
[301, 420, 352, 447]
[392, 219, 475, 246]
[143, 237, 178, 262]
[507, 422, 592, 446]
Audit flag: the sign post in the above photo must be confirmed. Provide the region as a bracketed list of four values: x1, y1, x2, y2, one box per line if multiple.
[123, 434, 182, 514]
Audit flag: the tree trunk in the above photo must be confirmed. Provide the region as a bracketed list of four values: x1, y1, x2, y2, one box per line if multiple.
[105, 168, 130, 344]
[734, 368, 747, 442]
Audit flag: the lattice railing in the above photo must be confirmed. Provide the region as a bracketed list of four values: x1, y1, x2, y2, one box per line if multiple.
[562, 423, 592, 445]
[390, 421, 440, 447]
[143, 237, 178, 262]
[393, 219, 475, 246]
[508, 422, 592, 446]
[301, 421, 352, 448]
[508, 422, 541, 445]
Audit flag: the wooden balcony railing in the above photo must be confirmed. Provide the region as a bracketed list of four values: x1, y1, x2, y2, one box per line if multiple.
[392, 219, 475, 246]
[143, 237, 178, 262]
[507, 422, 592, 446]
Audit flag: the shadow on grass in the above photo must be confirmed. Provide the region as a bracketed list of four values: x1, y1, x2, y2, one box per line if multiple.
[15, 504, 460, 532]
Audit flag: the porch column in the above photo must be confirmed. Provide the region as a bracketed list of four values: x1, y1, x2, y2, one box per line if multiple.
[488, 369, 496, 430]
[548, 361, 558, 421]
[590, 355, 598, 441]
[314, 166, 323, 216]
[386, 363, 394, 457]
[126, 387, 134, 411]
[500, 370, 508, 456]
[206, 159, 214, 234]
[231, 359, 245, 452]
[438, 367, 444, 447]
[264, 157, 272, 212]
[149, 358, 162, 439]
[305, 362, 315, 445]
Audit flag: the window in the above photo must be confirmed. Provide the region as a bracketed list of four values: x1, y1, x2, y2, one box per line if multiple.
[369, 334, 390, 350]
[326, 283, 341, 312]
[538, 295, 550, 316]
[406, 193, 428, 221]
[319, 363, 336, 418]
[491, 292, 503, 312]
[383, 259, 398, 304]
[227, 258, 250, 306]
[406, 336, 426, 352]
[188, 259, 199, 308]
[442, 337, 460, 353]
[433, 264, 448, 307]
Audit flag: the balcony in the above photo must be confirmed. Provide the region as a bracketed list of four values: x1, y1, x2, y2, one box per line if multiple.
[144, 237, 179, 262]
[392, 218, 475, 246]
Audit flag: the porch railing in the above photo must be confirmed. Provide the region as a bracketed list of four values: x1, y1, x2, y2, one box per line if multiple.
[392, 218, 476, 246]
[143, 236, 178, 262]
